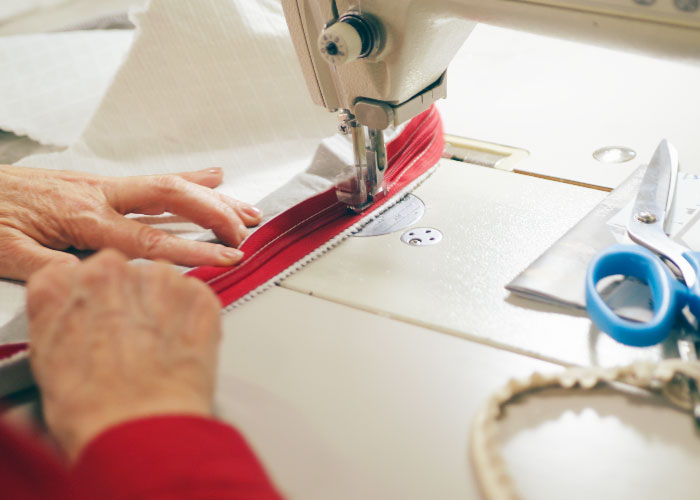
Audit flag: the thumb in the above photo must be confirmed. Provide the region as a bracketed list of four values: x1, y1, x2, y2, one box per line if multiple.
[0, 229, 79, 282]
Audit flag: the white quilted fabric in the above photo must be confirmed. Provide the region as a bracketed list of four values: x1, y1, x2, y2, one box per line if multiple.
[0, 30, 134, 146]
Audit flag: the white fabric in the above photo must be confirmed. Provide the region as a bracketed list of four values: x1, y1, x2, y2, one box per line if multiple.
[0, 30, 134, 146]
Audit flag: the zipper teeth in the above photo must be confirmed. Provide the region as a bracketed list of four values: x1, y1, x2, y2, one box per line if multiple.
[219, 124, 441, 313]
[220, 162, 440, 315]
[207, 109, 439, 291]
[206, 199, 343, 288]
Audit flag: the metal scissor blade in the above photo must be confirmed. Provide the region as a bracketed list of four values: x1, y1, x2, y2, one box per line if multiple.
[626, 140, 697, 287]
[628, 139, 677, 232]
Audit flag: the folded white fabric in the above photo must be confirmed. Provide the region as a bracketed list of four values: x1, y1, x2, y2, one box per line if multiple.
[0, 30, 134, 146]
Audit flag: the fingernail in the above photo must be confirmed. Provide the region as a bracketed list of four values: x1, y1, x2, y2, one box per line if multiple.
[220, 247, 243, 265]
[240, 204, 262, 218]
[206, 167, 222, 174]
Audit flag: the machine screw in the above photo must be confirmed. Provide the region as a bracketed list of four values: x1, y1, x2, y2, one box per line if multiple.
[338, 110, 355, 135]
[636, 211, 657, 224]
[400, 227, 443, 246]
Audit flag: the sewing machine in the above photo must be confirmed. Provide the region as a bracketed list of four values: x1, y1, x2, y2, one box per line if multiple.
[282, 0, 700, 211]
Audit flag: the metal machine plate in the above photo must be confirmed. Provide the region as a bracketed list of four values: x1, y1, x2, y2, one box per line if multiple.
[353, 194, 425, 237]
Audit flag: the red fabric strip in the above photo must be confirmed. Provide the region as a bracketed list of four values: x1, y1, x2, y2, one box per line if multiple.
[188, 106, 444, 307]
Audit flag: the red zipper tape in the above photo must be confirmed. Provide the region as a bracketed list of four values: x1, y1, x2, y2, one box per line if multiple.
[188, 105, 444, 307]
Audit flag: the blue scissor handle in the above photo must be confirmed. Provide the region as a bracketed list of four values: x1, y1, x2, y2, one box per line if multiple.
[585, 244, 683, 347]
[682, 251, 700, 320]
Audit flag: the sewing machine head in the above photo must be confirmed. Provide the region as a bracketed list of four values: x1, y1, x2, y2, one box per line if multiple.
[282, 0, 700, 211]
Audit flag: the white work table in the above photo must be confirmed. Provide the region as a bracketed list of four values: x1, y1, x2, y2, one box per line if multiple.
[2, 4, 700, 499]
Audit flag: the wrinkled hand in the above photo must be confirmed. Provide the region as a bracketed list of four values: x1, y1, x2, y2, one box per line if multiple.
[0, 165, 262, 281]
[27, 250, 222, 460]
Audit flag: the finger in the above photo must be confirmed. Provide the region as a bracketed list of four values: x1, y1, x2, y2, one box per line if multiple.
[75, 249, 133, 311]
[105, 176, 249, 246]
[26, 260, 75, 323]
[174, 167, 223, 189]
[216, 194, 263, 227]
[79, 248, 130, 283]
[96, 213, 244, 267]
[0, 229, 79, 282]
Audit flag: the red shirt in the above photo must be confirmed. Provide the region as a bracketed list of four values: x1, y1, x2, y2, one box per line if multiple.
[0, 415, 283, 500]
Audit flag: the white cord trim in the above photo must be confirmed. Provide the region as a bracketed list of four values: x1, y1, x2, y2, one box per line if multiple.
[470, 360, 700, 500]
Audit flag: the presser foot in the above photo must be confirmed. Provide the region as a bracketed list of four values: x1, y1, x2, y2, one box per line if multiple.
[336, 111, 387, 213]
[335, 167, 385, 213]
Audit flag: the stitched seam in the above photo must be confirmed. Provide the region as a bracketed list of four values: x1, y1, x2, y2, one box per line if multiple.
[206, 200, 342, 285]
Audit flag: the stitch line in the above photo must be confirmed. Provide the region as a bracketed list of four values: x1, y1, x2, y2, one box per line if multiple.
[206, 200, 342, 285]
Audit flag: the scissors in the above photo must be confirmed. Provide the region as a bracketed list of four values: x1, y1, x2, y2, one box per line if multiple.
[585, 139, 700, 347]
[586, 139, 700, 421]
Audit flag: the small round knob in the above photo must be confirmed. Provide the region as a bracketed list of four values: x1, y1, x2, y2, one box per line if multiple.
[318, 21, 364, 65]
[636, 211, 658, 224]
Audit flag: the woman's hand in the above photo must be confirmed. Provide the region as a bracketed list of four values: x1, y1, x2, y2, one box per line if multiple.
[27, 250, 222, 460]
[0, 165, 262, 281]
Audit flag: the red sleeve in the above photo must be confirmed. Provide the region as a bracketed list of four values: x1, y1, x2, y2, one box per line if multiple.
[71, 415, 284, 500]
[0, 420, 82, 500]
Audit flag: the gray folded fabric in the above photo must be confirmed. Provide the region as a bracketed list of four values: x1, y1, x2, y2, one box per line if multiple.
[54, 11, 133, 32]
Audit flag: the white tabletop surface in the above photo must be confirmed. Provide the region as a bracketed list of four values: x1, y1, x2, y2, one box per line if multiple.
[3, 3, 700, 499]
